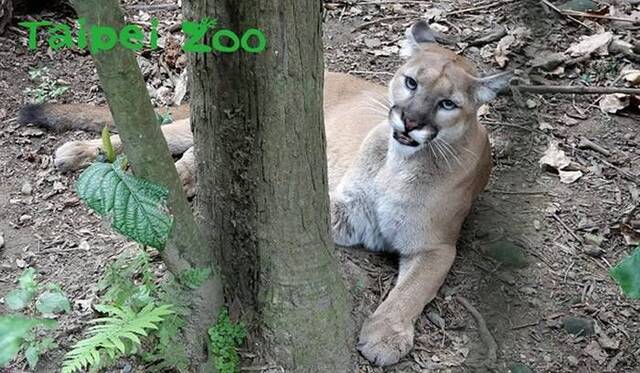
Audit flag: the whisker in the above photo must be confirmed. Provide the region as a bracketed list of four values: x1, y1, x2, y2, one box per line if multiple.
[438, 140, 463, 169]
[459, 145, 479, 160]
[433, 141, 451, 171]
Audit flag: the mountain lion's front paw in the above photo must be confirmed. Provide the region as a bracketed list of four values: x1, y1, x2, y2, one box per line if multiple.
[54, 141, 98, 172]
[175, 159, 196, 198]
[357, 314, 414, 366]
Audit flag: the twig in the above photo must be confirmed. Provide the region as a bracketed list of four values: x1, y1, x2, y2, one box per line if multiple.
[487, 189, 550, 195]
[512, 84, 640, 95]
[348, 70, 395, 76]
[552, 213, 582, 242]
[456, 296, 497, 367]
[127, 3, 180, 11]
[511, 320, 540, 330]
[562, 10, 640, 24]
[578, 136, 610, 157]
[540, 0, 593, 30]
[447, 1, 509, 16]
[352, 15, 410, 32]
[355, 0, 432, 5]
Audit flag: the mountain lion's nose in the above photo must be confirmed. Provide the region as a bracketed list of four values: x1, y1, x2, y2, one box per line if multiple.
[404, 117, 420, 132]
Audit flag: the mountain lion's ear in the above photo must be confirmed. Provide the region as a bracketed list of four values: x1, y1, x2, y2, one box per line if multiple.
[474, 71, 514, 103]
[400, 20, 436, 59]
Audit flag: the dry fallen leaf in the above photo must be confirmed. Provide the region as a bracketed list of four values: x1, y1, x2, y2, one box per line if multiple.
[599, 93, 630, 114]
[622, 69, 640, 85]
[566, 32, 613, 57]
[621, 222, 640, 246]
[539, 141, 572, 171]
[559, 170, 583, 184]
[583, 340, 608, 365]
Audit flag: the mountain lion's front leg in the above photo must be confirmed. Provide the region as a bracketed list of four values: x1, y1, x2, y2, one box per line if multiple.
[358, 245, 456, 366]
[330, 191, 384, 251]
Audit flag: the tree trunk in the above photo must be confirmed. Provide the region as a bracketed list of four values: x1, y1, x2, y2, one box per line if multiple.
[184, 1, 353, 371]
[69, 1, 223, 370]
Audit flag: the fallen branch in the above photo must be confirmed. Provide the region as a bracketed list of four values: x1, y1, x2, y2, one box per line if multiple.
[352, 15, 410, 32]
[562, 10, 640, 24]
[512, 83, 640, 95]
[456, 296, 497, 367]
[127, 3, 180, 11]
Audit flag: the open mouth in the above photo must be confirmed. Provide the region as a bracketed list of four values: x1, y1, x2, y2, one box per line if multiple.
[393, 130, 420, 147]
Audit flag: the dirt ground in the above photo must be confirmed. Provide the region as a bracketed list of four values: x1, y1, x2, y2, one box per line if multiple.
[1, 0, 639, 372]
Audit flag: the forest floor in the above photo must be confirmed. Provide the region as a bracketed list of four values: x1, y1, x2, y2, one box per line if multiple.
[1, 0, 639, 372]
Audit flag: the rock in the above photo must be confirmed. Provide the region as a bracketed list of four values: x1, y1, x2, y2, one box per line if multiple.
[509, 362, 533, 373]
[559, 0, 596, 11]
[562, 317, 595, 336]
[582, 244, 604, 258]
[426, 311, 445, 329]
[566, 355, 579, 367]
[79, 240, 90, 251]
[482, 240, 528, 268]
[526, 99, 538, 109]
[364, 37, 381, 48]
[21, 182, 33, 196]
[19, 214, 32, 224]
[531, 52, 567, 71]
[519, 286, 536, 295]
[0, 232, 4, 249]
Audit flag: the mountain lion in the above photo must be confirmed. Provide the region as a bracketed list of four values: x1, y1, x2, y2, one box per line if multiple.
[19, 21, 511, 366]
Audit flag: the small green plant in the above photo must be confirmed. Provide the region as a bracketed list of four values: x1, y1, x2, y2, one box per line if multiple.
[62, 249, 191, 372]
[610, 247, 640, 299]
[25, 67, 69, 104]
[208, 309, 246, 373]
[0, 268, 69, 369]
[156, 111, 174, 125]
[61, 303, 174, 373]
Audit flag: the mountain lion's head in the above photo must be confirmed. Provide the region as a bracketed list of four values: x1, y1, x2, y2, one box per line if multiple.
[388, 21, 511, 155]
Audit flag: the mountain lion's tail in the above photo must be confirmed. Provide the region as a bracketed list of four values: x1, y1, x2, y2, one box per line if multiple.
[18, 103, 190, 133]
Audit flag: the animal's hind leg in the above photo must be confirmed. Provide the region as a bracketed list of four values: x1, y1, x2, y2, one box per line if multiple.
[53, 119, 193, 172]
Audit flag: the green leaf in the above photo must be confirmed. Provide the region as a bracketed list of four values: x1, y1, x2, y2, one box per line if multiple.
[610, 247, 640, 299]
[101, 126, 116, 163]
[36, 291, 71, 315]
[18, 268, 38, 291]
[0, 316, 54, 367]
[75, 156, 174, 250]
[25, 345, 39, 369]
[178, 267, 212, 289]
[62, 303, 174, 373]
[5, 289, 35, 311]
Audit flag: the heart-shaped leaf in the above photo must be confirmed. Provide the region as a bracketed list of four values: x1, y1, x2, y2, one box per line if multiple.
[610, 247, 640, 299]
[36, 291, 71, 315]
[76, 156, 174, 250]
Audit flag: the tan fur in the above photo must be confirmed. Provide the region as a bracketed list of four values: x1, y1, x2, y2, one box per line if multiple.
[29, 21, 510, 367]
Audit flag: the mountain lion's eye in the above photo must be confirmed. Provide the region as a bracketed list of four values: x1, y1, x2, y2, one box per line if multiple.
[439, 99, 457, 110]
[405, 76, 417, 91]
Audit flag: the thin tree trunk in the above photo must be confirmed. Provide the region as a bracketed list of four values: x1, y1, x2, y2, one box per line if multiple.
[184, 1, 353, 371]
[70, 1, 222, 370]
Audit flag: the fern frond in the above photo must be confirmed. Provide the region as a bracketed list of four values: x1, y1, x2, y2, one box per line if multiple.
[61, 304, 174, 373]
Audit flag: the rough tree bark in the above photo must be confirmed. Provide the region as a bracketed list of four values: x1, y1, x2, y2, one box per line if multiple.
[183, 0, 352, 371]
[70, 1, 222, 370]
